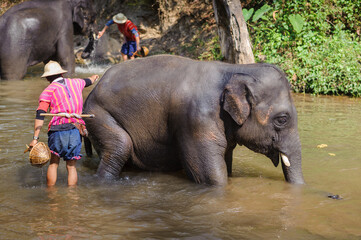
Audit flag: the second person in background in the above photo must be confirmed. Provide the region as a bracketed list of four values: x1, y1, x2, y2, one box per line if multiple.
[98, 13, 141, 61]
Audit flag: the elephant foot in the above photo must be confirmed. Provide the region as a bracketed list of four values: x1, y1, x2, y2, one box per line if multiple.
[96, 161, 121, 182]
[96, 170, 119, 183]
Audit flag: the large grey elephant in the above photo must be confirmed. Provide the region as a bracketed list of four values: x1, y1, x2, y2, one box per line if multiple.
[83, 55, 305, 185]
[0, 0, 96, 80]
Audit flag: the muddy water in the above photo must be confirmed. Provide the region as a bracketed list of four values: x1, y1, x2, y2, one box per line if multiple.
[1, 65, 361, 239]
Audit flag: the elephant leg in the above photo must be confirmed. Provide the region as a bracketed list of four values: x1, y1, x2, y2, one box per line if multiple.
[87, 114, 133, 180]
[0, 54, 28, 80]
[56, 33, 75, 75]
[179, 135, 228, 185]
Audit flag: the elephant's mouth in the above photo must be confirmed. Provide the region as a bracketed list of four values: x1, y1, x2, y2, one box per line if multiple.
[267, 151, 290, 168]
[267, 148, 305, 184]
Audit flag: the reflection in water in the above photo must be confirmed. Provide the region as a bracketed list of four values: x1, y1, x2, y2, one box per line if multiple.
[1, 75, 361, 239]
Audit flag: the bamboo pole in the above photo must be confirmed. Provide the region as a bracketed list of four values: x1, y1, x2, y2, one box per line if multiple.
[40, 113, 95, 118]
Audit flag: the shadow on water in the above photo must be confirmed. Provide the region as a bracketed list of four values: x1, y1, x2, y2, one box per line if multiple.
[1, 72, 361, 239]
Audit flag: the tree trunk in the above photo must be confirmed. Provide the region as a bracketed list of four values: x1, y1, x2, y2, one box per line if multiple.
[212, 0, 255, 64]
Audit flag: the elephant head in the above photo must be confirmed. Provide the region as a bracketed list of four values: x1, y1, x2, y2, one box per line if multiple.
[67, 0, 96, 35]
[222, 65, 305, 184]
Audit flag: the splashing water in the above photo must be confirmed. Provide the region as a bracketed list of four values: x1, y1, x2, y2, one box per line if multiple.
[75, 64, 110, 75]
[75, 33, 113, 76]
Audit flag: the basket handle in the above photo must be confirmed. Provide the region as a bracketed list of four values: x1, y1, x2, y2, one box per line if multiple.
[24, 144, 31, 153]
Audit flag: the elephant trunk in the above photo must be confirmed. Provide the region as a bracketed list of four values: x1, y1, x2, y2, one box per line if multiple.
[282, 157, 305, 184]
[81, 32, 96, 59]
[280, 133, 305, 184]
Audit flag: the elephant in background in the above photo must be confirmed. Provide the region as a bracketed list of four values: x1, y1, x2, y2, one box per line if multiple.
[0, 0, 96, 80]
[83, 55, 305, 185]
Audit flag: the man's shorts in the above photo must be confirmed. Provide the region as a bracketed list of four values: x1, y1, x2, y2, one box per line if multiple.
[121, 41, 137, 57]
[48, 128, 82, 161]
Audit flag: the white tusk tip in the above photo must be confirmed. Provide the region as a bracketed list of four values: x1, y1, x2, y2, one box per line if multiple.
[280, 153, 291, 167]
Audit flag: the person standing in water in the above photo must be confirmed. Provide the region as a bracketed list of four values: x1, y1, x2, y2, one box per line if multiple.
[97, 13, 141, 61]
[28, 61, 99, 187]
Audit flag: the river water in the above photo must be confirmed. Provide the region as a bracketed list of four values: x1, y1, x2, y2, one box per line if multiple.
[0, 64, 360, 239]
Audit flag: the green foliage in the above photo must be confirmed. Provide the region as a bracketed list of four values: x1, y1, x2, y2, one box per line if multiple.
[252, 4, 272, 22]
[242, 8, 254, 22]
[242, 4, 272, 22]
[243, 0, 361, 96]
[288, 14, 304, 33]
[198, 35, 223, 61]
[288, 27, 361, 95]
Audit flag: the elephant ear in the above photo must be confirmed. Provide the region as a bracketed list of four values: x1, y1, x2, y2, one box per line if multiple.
[223, 74, 253, 125]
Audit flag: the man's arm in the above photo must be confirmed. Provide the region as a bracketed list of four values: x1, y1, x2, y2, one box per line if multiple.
[97, 19, 114, 39]
[135, 35, 141, 51]
[83, 75, 99, 87]
[131, 28, 141, 51]
[29, 101, 49, 147]
[29, 119, 44, 147]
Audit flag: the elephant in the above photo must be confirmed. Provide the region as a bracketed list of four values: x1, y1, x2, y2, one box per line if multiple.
[83, 55, 305, 185]
[0, 0, 96, 80]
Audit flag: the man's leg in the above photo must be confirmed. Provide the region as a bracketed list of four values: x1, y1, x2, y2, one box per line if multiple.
[65, 129, 81, 186]
[47, 154, 60, 187]
[122, 53, 129, 61]
[66, 160, 78, 186]
[121, 42, 129, 61]
[129, 41, 137, 59]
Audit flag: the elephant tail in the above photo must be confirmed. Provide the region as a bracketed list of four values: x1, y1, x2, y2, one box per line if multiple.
[84, 136, 93, 157]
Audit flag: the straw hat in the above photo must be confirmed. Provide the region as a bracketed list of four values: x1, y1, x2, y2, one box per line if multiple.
[41, 61, 67, 78]
[113, 13, 127, 24]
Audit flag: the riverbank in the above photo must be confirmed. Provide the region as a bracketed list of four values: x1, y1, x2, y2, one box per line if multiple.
[2, 0, 361, 96]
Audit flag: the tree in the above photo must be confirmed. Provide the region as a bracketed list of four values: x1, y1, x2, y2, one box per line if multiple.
[212, 0, 254, 64]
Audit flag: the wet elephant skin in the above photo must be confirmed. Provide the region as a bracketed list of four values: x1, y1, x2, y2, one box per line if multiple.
[83, 55, 305, 185]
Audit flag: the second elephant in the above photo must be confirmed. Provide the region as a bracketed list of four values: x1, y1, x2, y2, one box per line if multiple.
[0, 0, 96, 80]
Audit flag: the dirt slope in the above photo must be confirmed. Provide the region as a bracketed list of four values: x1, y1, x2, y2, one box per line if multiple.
[93, 0, 217, 60]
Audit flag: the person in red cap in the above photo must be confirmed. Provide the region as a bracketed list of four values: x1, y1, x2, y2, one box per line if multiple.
[98, 13, 141, 61]
[29, 61, 99, 187]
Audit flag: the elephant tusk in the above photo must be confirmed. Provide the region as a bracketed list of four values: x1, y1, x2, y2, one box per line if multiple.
[280, 153, 291, 167]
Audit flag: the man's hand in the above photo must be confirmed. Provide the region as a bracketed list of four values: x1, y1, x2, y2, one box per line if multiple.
[97, 26, 108, 39]
[29, 139, 38, 148]
[97, 29, 105, 39]
[89, 75, 99, 84]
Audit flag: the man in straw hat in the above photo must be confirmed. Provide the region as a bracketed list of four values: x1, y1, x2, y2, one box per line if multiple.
[97, 12, 141, 61]
[29, 61, 99, 187]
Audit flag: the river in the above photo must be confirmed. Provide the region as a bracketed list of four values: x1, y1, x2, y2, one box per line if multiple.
[0, 64, 360, 239]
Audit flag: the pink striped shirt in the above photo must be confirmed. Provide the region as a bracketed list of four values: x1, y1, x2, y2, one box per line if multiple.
[38, 78, 86, 130]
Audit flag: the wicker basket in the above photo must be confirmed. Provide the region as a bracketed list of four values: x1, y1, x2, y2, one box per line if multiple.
[27, 142, 51, 167]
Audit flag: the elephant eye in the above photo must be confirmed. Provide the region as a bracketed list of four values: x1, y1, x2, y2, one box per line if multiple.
[274, 114, 289, 129]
